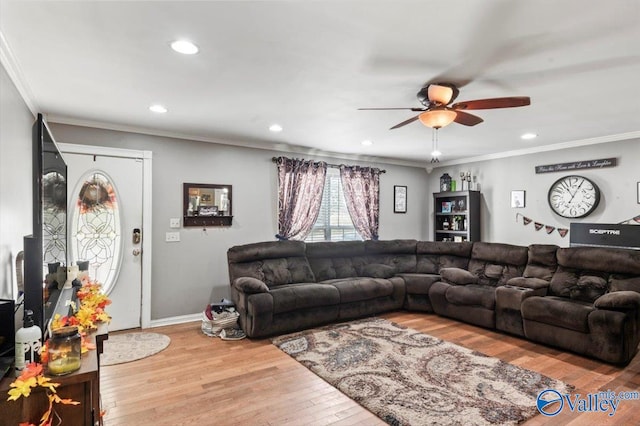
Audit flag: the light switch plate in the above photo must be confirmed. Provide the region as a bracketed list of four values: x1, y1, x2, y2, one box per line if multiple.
[165, 232, 180, 242]
[169, 218, 181, 228]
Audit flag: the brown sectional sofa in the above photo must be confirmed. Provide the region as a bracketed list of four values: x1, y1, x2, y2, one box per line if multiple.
[227, 239, 640, 364]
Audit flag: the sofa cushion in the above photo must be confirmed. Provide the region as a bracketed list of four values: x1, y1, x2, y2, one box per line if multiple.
[471, 242, 529, 266]
[362, 263, 396, 279]
[609, 275, 640, 293]
[440, 267, 478, 285]
[234, 277, 269, 293]
[556, 247, 640, 275]
[594, 291, 640, 310]
[550, 267, 609, 302]
[506, 277, 550, 290]
[270, 283, 340, 314]
[523, 244, 558, 281]
[322, 277, 394, 303]
[397, 273, 440, 295]
[445, 284, 496, 310]
[415, 241, 472, 274]
[522, 296, 594, 333]
[308, 256, 368, 281]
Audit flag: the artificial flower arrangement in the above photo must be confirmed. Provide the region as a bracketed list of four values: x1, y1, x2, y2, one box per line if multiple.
[6, 280, 111, 426]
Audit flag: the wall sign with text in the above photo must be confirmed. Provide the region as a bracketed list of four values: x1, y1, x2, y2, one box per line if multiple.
[535, 158, 616, 174]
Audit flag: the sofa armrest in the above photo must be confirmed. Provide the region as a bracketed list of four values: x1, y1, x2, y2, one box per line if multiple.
[440, 267, 478, 285]
[506, 277, 550, 291]
[233, 277, 269, 294]
[594, 291, 640, 310]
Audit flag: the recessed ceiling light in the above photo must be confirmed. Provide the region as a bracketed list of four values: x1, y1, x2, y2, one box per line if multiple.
[170, 40, 199, 55]
[361, 140, 373, 146]
[521, 133, 537, 140]
[269, 124, 283, 132]
[149, 104, 167, 113]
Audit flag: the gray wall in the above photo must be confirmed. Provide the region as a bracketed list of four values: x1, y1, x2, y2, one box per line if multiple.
[426, 138, 640, 246]
[0, 63, 34, 299]
[49, 123, 430, 320]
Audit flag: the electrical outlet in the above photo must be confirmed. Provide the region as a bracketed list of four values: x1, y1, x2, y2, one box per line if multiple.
[165, 232, 180, 242]
[169, 218, 181, 228]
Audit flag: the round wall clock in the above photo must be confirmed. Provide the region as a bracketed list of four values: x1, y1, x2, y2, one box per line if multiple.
[548, 175, 601, 218]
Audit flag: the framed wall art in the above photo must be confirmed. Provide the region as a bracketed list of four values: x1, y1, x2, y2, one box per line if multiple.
[394, 185, 407, 213]
[511, 190, 526, 208]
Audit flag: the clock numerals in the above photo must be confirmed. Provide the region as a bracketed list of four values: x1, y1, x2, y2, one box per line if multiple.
[548, 175, 600, 218]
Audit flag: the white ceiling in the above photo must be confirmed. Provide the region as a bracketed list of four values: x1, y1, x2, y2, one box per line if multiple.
[1, 0, 639, 167]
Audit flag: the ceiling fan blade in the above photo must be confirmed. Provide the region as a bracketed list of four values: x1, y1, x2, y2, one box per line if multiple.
[451, 96, 530, 110]
[453, 110, 484, 126]
[390, 114, 421, 130]
[358, 107, 426, 111]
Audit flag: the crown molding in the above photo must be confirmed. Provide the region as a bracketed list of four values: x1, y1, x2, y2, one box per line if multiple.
[47, 114, 428, 169]
[0, 29, 38, 116]
[426, 131, 640, 172]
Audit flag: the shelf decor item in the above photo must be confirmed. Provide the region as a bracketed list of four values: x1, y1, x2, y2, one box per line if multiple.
[442, 201, 452, 213]
[439, 173, 452, 192]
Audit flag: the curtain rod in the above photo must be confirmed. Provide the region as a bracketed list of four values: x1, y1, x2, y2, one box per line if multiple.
[271, 157, 386, 173]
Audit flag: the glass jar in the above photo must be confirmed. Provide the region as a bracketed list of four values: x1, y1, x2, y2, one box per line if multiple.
[47, 326, 82, 375]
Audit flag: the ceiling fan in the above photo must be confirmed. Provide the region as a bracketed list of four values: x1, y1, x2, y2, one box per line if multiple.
[359, 83, 530, 130]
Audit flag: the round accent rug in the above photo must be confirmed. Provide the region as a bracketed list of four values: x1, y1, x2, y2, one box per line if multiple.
[100, 332, 171, 366]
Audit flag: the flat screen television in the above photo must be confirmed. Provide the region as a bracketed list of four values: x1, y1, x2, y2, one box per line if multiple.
[23, 113, 68, 336]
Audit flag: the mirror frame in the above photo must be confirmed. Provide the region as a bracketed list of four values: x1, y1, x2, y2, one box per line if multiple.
[183, 183, 233, 227]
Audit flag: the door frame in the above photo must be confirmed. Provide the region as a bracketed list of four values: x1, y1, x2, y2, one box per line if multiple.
[57, 143, 153, 329]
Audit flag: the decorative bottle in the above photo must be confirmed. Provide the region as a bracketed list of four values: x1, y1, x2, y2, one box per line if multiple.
[14, 310, 42, 375]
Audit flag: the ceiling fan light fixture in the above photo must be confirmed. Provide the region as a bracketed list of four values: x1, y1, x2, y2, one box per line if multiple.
[419, 109, 457, 129]
[427, 84, 454, 105]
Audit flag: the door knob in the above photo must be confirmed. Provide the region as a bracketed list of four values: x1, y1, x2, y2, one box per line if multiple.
[132, 248, 141, 256]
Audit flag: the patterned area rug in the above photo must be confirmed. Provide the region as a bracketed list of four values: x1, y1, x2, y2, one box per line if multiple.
[272, 318, 573, 425]
[101, 332, 170, 366]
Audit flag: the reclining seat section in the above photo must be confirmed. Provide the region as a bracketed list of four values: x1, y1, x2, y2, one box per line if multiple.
[496, 244, 559, 336]
[228, 240, 340, 338]
[522, 247, 640, 364]
[400, 241, 473, 312]
[306, 240, 409, 321]
[429, 242, 528, 329]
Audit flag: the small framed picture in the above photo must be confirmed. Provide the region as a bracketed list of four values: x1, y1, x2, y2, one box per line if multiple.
[394, 185, 407, 213]
[511, 190, 526, 208]
[441, 201, 452, 213]
[198, 205, 218, 216]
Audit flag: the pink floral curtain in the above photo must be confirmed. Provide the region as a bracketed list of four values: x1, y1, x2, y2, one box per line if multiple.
[339, 165, 381, 240]
[276, 157, 327, 240]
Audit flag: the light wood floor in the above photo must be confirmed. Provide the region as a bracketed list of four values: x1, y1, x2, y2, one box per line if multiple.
[101, 312, 640, 425]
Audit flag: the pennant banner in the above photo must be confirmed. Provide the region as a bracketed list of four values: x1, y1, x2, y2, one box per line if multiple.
[619, 214, 640, 225]
[516, 213, 569, 237]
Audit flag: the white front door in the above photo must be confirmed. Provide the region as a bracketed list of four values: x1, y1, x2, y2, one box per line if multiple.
[63, 148, 147, 331]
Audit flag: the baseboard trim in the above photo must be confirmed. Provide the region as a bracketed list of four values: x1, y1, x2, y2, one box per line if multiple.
[148, 313, 201, 328]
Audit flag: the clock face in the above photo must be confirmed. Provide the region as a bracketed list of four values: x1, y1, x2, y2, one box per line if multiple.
[548, 175, 600, 218]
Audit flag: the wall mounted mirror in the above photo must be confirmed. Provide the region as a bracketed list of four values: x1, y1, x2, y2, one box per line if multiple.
[183, 183, 233, 227]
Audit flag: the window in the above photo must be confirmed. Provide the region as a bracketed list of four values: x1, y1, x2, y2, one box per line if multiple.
[305, 168, 360, 242]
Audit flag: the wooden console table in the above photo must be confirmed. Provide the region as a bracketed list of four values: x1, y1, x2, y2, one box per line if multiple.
[0, 325, 108, 426]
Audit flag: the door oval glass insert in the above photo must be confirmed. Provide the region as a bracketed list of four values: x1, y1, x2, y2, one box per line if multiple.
[70, 171, 122, 295]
